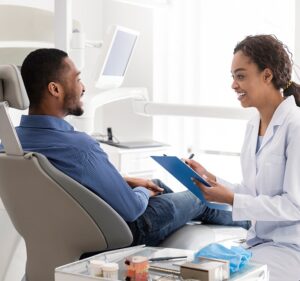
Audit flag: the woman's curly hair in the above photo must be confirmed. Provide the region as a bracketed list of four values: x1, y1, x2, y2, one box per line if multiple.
[234, 34, 300, 106]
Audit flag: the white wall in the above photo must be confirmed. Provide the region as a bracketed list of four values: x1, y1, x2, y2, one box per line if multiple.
[72, 0, 103, 41]
[102, 0, 154, 98]
[72, 0, 104, 91]
[295, 1, 300, 80]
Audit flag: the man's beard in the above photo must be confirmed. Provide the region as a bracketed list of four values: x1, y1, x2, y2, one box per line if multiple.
[68, 106, 84, 116]
[64, 91, 84, 116]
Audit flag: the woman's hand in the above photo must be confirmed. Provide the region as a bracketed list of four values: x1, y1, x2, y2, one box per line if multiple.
[184, 159, 216, 182]
[192, 176, 234, 205]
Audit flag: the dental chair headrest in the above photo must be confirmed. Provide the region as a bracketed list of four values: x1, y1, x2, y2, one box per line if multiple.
[0, 64, 29, 110]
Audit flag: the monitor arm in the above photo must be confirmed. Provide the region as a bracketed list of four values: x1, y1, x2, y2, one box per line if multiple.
[133, 100, 255, 120]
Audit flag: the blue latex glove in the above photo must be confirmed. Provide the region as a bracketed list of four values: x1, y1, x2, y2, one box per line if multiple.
[194, 243, 252, 274]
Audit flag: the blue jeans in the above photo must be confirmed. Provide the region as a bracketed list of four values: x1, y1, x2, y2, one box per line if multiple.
[128, 179, 250, 246]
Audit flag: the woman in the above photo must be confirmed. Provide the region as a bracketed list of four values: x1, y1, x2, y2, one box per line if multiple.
[186, 35, 300, 281]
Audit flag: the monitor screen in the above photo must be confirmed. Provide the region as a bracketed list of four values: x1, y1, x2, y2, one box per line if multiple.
[95, 25, 139, 90]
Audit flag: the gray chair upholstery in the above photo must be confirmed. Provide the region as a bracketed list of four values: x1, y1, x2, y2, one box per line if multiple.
[0, 65, 133, 281]
[160, 222, 247, 251]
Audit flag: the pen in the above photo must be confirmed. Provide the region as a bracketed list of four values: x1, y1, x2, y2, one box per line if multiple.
[149, 255, 187, 262]
[185, 153, 194, 164]
[188, 153, 194, 159]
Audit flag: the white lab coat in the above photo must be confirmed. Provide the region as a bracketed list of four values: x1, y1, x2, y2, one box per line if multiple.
[218, 96, 300, 281]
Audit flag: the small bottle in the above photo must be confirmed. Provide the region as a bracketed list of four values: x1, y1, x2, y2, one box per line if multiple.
[125, 256, 149, 281]
[89, 260, 106, 277]
[102, 262, 119, 280]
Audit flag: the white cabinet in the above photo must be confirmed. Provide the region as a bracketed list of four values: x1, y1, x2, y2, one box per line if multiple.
[100, 143, 169, 178]
[0, 5, 54, 65]
[0, 4, 80, 66]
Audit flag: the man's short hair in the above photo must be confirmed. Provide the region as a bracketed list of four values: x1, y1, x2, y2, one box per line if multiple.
[21, 48, 68, 108]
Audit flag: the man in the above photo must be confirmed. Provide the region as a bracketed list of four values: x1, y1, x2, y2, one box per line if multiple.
[18, 48, 248, 246]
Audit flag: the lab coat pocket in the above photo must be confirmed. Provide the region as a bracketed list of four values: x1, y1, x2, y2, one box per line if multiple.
[260, 154, 285, 195]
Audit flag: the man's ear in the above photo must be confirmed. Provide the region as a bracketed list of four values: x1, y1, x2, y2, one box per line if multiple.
[263, 68, 273, 84]
[48, 82, 62, 97]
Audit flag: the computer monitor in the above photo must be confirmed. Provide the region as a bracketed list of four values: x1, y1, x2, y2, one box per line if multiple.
[95, 25, 139, 90]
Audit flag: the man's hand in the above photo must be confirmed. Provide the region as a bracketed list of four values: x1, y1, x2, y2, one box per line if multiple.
[184, 159, 216, 182]
[192, 176, 234, 205]
[124, 177, 164, 196]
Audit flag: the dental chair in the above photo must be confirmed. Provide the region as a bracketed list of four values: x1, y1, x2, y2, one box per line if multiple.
[0, 64, 133, 281]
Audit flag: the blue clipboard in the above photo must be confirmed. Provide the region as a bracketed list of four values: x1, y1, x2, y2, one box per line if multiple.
[151, 156, 232, 211]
